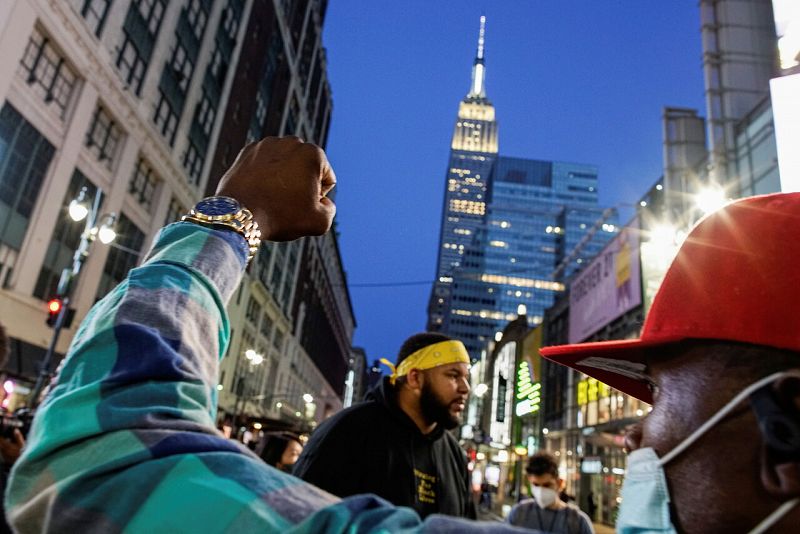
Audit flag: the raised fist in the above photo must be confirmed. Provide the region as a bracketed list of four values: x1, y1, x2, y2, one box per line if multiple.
[215, 136, 336, 241]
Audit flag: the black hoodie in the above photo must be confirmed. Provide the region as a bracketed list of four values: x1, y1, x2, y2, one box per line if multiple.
[293, 377, 476, 519]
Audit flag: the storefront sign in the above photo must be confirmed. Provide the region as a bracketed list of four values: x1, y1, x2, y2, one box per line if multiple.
[576, 377, 610, 406]
[581, 457, 603, 474]
[569, 219, 642, 343]
[515, 360, 541, 417]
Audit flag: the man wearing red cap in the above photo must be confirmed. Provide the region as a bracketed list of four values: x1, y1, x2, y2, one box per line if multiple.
[541, 193, 800, 532]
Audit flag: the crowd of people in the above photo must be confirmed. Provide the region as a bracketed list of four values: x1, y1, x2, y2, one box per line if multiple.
[0, 136, 797, 532]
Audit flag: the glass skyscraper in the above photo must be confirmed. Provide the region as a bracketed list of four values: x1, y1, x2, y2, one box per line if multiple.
[427, 19, 616, 359]
[427, 16, 498, 332]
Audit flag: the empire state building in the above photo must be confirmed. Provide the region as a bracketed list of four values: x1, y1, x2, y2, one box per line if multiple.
[427, 16, 499, 339]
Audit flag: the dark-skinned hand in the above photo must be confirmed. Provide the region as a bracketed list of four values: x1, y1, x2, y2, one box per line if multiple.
[215, 136, 336, 242]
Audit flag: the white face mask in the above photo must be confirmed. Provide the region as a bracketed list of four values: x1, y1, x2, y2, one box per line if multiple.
[617, 371, 800, 534]
[532, 486, 558, 509]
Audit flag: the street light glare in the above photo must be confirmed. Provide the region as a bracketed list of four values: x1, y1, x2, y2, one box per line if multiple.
[302, 393, 314, 404]
[696, 187, 726, 214]
[473, 383, 489, 398]
[98, 220, 117, 244]
[68, 199, 89, 222]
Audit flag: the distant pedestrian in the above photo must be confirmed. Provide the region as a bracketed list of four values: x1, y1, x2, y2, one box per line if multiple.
[294, 332, 476, 519]
[586, 490, 596, 521]
[257, 432, 303, 473]
[508, 452, 593, 534]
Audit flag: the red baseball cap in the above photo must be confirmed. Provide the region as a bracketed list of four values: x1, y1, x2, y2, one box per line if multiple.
[541, 192, 800, 404]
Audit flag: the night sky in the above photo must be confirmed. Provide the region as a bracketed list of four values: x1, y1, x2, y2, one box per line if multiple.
[321, 1, 706, 366]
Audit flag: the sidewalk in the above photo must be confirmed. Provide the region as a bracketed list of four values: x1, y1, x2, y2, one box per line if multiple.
[593, 523, 615, 534]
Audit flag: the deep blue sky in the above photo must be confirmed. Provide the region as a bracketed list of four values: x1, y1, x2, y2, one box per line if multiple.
[322, 1, 706, 365]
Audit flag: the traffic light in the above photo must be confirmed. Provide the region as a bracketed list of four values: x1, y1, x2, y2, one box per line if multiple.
[46, 298, 62, 327]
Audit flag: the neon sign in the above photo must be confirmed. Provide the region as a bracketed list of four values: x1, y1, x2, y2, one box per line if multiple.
[515, 360, 541, 417]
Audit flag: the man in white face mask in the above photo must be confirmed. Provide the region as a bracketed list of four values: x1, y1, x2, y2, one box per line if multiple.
[507, 452, 594, 533]
[540, 192, 800, 533]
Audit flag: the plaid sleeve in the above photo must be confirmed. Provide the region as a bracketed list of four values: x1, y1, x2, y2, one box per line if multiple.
[5, 222, 523, 533]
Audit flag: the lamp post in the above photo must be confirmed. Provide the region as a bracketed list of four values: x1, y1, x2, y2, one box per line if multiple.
[31, 187, 116, 406]
[232, 349, 264, 423]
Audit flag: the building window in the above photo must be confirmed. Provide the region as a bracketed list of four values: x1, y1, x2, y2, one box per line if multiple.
[35, 170, 100, 299]
[195, 93, 216, 136]
[183, 142, 204, 185]
[223, 7, 239, 40]
[260, 313, 273, 338]
[154, 93, 178, 145]
[208, 47, 228, 86]
[135, 0, 166, 35]
[128, 158, 159, 211]
[245, 296, 260, 324]
[164, 196, 184, 226]
[185, 0, 208, 40]
[0, 104, 56, 251]
[79, 0, 113, 37]
[170, 42, 194, 93]
[116, 36, 147, 94]
[95, 213, 144, 300]
[85, 105, 122, 169]
[19, 29, 78, 119]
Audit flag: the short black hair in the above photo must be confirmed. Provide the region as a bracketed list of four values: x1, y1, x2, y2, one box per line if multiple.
[526, 452, 559, 478]
[396, 332, 453, 366]
[258, 432, 301, 467]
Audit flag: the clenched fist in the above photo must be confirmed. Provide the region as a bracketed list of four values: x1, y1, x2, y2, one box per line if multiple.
[215, 136, 336, 241]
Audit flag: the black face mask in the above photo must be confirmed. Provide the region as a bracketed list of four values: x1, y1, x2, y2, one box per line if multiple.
[419, 381, 460, 430]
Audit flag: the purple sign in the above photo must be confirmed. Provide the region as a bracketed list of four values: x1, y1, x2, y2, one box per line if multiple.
[568, 219, 642, 343]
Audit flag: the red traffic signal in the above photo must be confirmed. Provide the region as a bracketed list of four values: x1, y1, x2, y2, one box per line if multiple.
[48, 299, 62, 314]
[46, 298, 63, 327]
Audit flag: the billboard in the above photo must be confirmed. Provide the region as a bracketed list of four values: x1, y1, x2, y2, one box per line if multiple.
[568, 219, 642, 343]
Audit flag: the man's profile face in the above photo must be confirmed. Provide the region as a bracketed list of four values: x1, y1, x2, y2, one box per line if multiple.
[622, 346, 799, 532]
[418, 363, 470, 429]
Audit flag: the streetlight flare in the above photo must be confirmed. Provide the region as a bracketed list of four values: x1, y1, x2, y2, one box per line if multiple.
[696, 187, 727, 214]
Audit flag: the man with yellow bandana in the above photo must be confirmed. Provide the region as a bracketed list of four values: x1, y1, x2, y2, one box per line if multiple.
[294, 333, 476, 519]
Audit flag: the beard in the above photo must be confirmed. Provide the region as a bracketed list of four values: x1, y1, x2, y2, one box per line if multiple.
[419, 381, 462, 430]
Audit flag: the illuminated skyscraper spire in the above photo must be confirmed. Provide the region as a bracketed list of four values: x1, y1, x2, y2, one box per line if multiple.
[468, 15, 487, 99]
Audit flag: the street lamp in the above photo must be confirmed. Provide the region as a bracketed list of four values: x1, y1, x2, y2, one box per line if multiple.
[31, 187, 116, 405]
[695, 186, 727, 214]
[233, 349, 264, 422]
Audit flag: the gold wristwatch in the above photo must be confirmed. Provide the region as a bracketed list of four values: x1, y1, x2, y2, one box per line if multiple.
[181, 196, 261, 262]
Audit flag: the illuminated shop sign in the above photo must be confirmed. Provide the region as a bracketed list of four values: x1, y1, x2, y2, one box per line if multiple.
[569, 218, 642, 342]
[576, 377, 610, 405]
[515, 360, 541, 417]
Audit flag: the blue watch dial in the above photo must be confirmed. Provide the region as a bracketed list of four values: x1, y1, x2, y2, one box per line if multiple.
[194, 196, 241, 217]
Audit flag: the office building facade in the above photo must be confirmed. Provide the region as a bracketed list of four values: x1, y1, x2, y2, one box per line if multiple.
[0, 0, 252, 392]
[442, 156, 616, 358]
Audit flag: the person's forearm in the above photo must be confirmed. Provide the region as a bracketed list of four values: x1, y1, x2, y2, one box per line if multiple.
[5, 223, 255, 529]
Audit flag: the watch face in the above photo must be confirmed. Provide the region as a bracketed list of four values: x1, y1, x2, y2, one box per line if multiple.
[194, 196, 241, 218]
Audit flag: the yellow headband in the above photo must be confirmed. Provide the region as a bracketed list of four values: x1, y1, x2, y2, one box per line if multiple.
[380, 340, 470, 385]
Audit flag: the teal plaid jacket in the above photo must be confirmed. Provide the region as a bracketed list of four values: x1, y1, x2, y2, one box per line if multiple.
[5, 223, 525, 533]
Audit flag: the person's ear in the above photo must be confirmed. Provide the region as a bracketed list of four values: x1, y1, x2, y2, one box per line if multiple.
[406, 368, 424, 392]
[756, 373, 800, 498]
[557, 478, 565, 492]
